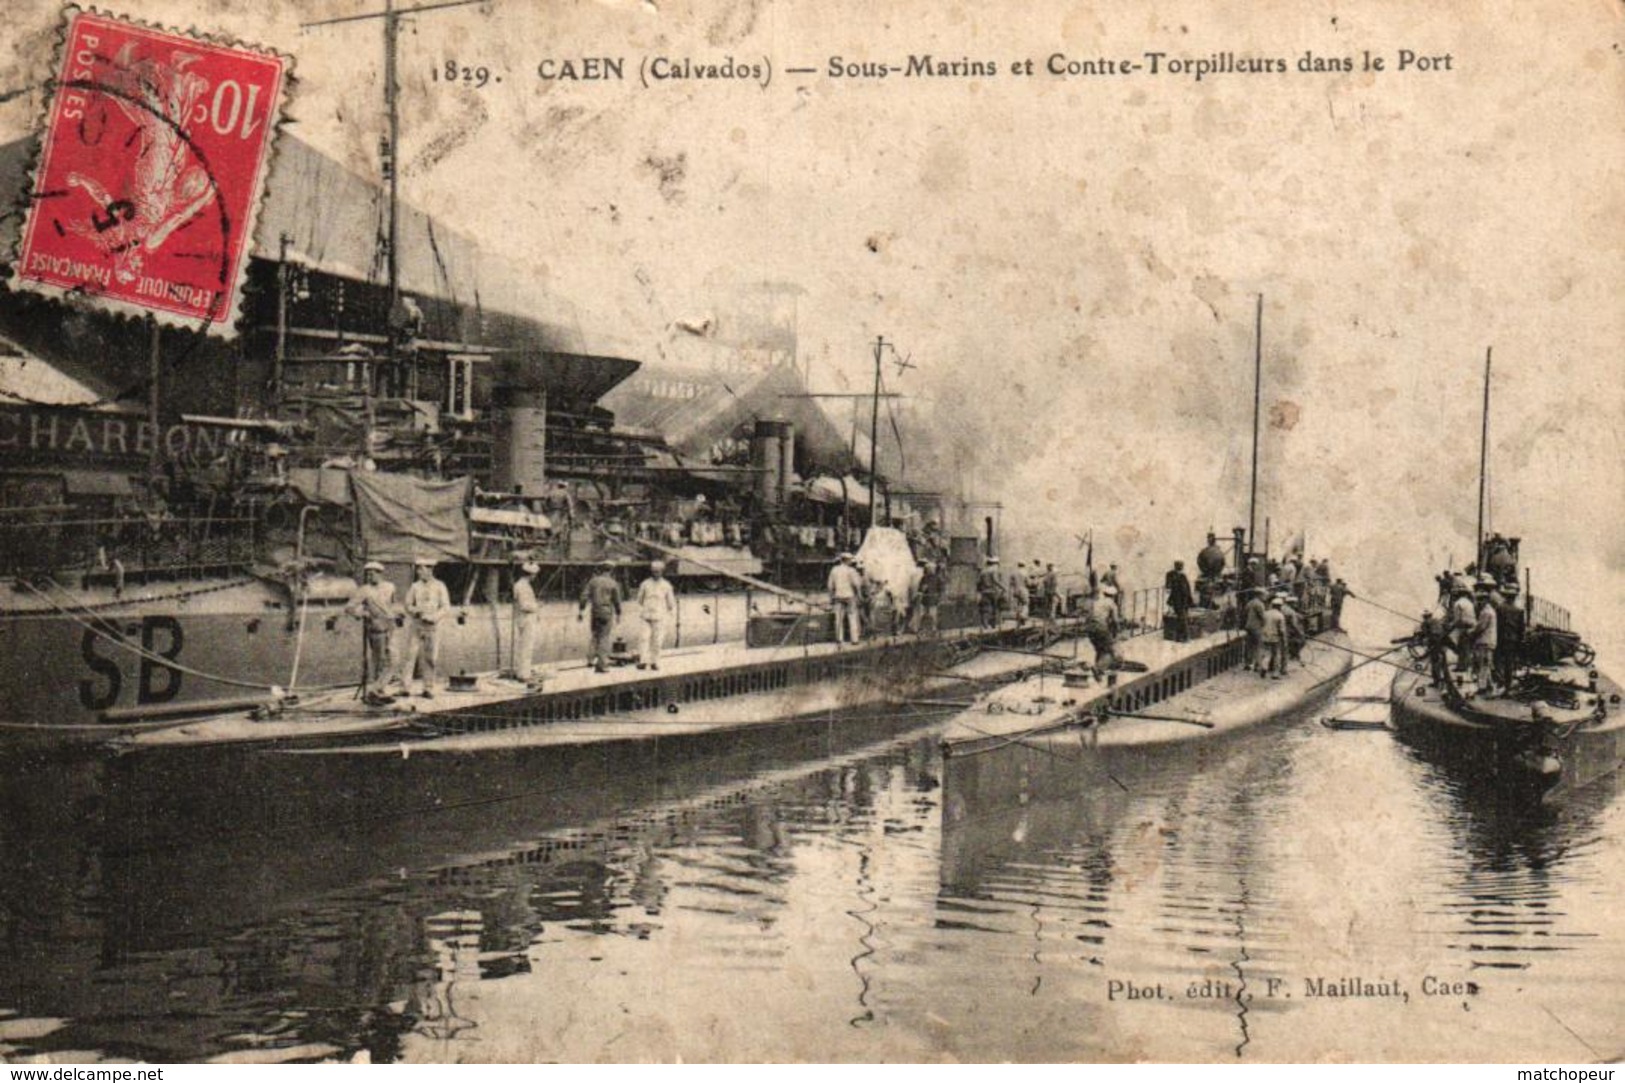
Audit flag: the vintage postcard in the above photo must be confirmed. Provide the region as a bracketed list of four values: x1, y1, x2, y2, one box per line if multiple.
[0, 0, 1620, 1067]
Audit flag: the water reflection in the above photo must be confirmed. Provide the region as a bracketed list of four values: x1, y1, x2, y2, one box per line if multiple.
[0, 709, 948, 1061]
[0, 693, 1621, 1062]
[939, 719, 1303, 1059]
[1395, 738, 1624, 986]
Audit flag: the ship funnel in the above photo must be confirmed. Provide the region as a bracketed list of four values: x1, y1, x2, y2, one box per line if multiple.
[752, 419, 792, 506]
[778, 421, 795, 499]
[492, 386, 547, 496]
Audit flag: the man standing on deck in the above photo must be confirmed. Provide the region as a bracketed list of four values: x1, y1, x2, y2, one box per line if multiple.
[1471, 586, 1499, 695]
[1260, 597, 1288, 679]
[1242, 556, 1263, 594]
[635, 560, 677, 670]
[1009, 562, 1031, 626]
[915, 560, 943, 635]
[1292, 572, 1312, 622]
[346, 560, 397, 697]
[1044, 562, 1062, 619]
[1101, 563, 1122, 621]
[578, 561, 624, 673]
[1243, 588, 1268, 668]
[401, 558, 452, 697]
[1026, 562, 1044, 619]
[855, 558, 879, 634]
[511, 559, 542, 684]
[1281, 593, 1307, 664]
[977, 557, 1004, 629]
[1494, 582, 1525, 689]
[828, 552, 864, 643]
[1436, 568, 1455, 608]
[1448, 584, 1477, 672]
[1165, 560, 1195, 642]
[1326, 578, 1352, 627]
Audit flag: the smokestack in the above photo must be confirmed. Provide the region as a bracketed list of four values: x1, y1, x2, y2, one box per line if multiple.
[752, 420, 790, 506]
[491, 386, 546, 496]
[777, 422, 795, 499]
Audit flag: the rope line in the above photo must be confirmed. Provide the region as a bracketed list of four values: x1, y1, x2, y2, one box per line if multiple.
[0, 574, 259, 616]
[1346, 590, 1428, 624]
[16, 578, 340, 694]
[0, 716, 201, 732]
[1309, 635, 1417, 678]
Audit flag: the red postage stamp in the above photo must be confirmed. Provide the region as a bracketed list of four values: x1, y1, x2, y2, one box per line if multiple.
[12, 8, 288, 330]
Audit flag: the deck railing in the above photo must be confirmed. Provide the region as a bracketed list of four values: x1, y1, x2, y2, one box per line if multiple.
[0, 512, 260, 581]
[1120, 586, 1166, 638]
[1527, 595, 1571, 632]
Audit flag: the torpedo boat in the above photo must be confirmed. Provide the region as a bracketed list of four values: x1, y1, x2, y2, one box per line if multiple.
[1387, 350, 1622, 803]
[940, 560, 1354, 759]
[943, 296, 1354, 758]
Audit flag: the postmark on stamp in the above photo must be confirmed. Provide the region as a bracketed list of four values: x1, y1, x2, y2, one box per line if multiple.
[11, 8, 289, 332]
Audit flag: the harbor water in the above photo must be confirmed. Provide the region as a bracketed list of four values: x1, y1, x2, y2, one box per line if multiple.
[1, 656, 1622, 1063]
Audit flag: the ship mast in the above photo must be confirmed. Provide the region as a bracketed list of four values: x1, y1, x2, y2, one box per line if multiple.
[302, 0, 488, 435]
[869, 335, 884, 528]
[782, 337, 905, 532]
[384, 0, 401, 396]
[1475, 346, 1492, 570]
[1248, 293, 1263, 557]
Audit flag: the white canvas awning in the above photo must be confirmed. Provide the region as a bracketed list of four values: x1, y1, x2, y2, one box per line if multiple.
[804, 475, 871, 508]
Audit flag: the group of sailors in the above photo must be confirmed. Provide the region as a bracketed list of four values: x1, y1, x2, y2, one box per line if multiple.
[345, 556, 680, 699]
[573, 560, 678, 675]
[344, 540, 1359, 700]
[973, 557, 1085, 629]
[1424, 567, 1526, 697]
[346, 558, 455, 700]
[826, 551, 949, 643]
[1173, 550, 1351, 677]
[1238, 586, 1316, 679]
[970, 556, 1129, 674]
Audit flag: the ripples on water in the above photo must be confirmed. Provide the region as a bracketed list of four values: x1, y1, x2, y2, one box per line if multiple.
[0, 668, 1622, 1063]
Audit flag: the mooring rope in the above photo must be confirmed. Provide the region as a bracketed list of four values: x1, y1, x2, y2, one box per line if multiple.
[17, 577, 346, 695]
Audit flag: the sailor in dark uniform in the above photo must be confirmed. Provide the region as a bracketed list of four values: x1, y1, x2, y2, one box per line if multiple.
[1243, 588, 1268, 666]
[1330, 579, 1351, 631]
[1494, 581, 1525, 690]
[977, 557, 1005, 629]
[1164, 560, 1195, 642]
[577, 561, 624, 673]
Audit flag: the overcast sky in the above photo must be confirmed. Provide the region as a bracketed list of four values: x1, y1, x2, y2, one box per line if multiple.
[2, 0, 1620, 653]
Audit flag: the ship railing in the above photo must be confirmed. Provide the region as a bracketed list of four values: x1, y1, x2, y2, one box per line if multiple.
[1527, 595, 1571, 633]
[0, 512, 260, 583]
[1120, 586, 1166, 638]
